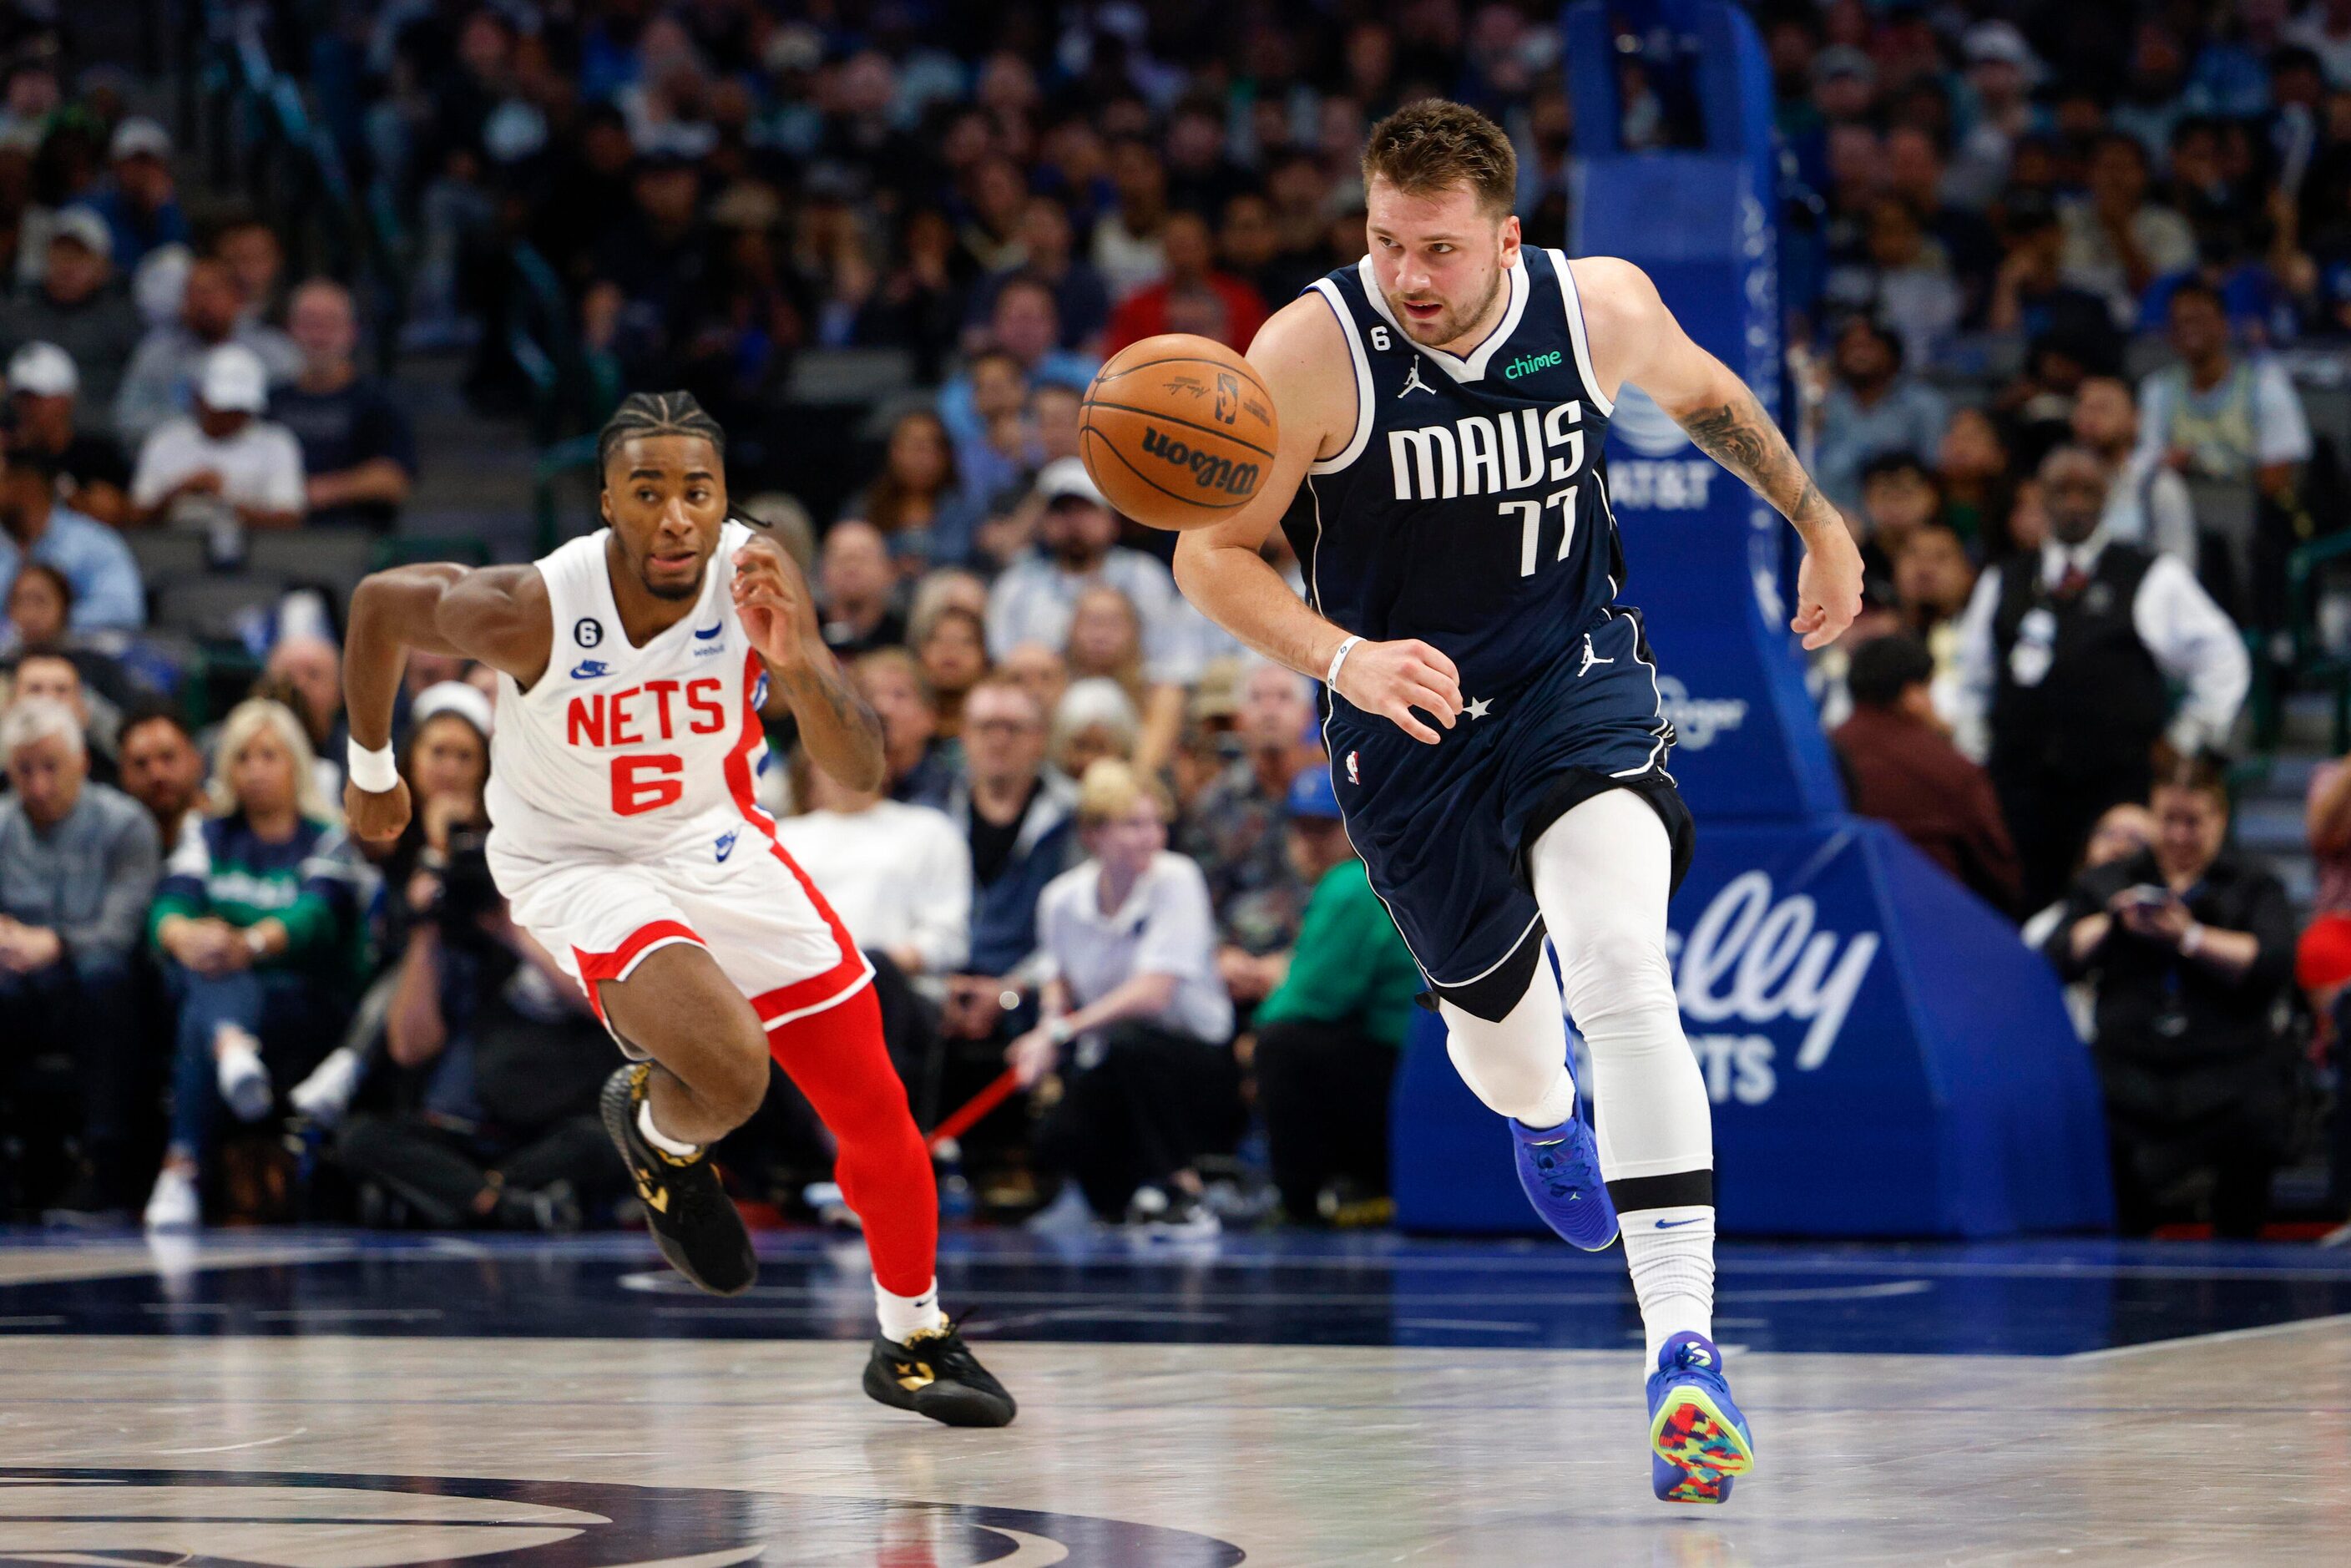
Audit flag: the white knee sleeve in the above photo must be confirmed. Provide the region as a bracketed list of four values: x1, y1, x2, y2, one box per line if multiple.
[1528, 788, 1712, 1185]
[1438, 960, 1578, 1128]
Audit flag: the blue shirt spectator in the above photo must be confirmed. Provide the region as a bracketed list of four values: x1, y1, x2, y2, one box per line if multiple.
[1813, 316, 1949, 512]
[270, 281, 417, 532]
[0, 477, 143, 634]
[73, 119, 190, 274]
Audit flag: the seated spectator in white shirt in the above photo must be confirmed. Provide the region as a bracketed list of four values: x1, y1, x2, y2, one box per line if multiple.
[114, 255, 298, 445]
[2071, 375, 2195, 564]
[129, 344, 305, 531]
[985, 458, 1206, 687]
[772, 750, 973, 984]
[1009, 759, 1239, 1232]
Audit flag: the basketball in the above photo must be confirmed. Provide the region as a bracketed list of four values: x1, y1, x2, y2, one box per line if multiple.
[1079, 334, 1280, 529]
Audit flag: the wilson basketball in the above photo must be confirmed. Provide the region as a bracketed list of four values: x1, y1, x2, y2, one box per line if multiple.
[1079, 334, 1280, 529]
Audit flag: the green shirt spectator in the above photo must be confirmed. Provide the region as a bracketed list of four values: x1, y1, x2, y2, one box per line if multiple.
[1256, 857, 1420, 1045]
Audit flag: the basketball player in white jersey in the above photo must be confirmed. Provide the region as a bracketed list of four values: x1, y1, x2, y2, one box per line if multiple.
[340, 392, 1014, 1428]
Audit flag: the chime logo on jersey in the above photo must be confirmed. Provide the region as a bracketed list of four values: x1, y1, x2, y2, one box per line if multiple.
[1387, 401, 1588, 500]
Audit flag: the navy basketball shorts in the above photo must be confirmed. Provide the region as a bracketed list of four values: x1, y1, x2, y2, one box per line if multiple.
[1326, 609, 1696, 1023]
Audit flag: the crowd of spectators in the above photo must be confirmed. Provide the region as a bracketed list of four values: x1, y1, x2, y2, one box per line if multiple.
[11, 2, 2351, 1238]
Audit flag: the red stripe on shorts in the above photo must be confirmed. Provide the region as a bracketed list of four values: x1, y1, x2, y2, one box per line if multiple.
[572, 918, 705, 1023]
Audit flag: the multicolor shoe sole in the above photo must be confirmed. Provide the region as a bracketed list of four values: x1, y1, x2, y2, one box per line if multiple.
[1649, 1385, 1755, 1505]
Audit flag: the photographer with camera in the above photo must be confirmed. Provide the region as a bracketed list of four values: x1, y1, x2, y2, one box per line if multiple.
[335, 684, 624, 1230]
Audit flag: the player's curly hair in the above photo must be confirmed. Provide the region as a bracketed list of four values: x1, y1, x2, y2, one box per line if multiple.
[596, 390, 726, 478]
[1361, 99, 1518, 217]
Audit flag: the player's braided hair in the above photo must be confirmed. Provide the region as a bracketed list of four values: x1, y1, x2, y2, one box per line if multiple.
[595, 390, 726, 480]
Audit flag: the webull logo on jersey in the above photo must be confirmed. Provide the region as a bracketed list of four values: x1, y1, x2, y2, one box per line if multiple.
[1388, 401, 1589, 500]
[1664, 871, 1880, 1105]
[1140, 426, 1261, 498]
[1655, 675, 1748, 750]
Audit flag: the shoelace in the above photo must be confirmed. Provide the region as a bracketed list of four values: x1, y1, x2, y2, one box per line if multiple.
[903, 1314, 988, 1381]
[1529, 1126, 1601, 1201]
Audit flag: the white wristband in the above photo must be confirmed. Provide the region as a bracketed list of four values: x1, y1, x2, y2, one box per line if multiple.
[346, 738, 399, 794]
[1325, 635, 1363, 692]
[2181, 922, 2206, 958]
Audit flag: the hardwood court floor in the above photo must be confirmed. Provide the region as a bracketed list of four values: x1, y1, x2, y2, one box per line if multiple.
[2, 1231, 2347, 1565]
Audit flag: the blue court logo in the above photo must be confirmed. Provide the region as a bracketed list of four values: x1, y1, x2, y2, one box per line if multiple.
[569, 660, 610, 680]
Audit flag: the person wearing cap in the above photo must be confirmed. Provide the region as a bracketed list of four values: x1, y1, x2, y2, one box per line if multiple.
[0, 425, 142, 635]
[114, 255, 300, 445]
[73, 117, 188, 275]
[4, 343, 129, 526]
[271, 280, 417, 533]
[128, 343, 306, 530]
[1180, 660, 1320, 974]
[0, 209, 144, 424]
[1250, 762, 1419, 1227]
[983, 456, 1206, 687]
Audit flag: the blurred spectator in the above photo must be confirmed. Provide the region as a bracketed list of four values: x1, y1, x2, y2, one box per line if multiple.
[1833, 634, 2021, 913]
[1826, 199, 1962, 368]
[0, 433, 141, 633]
[373, 685, 493, 935]
[1181, 661, 1318, 968]
[1104, 210, 1269, 354]
[2072, 375, 2196, 564]
[2301, 751, 2351, 1024]
[73, 119, 187, 274]
[774, 750, 972, 983]
[912, 602, 988, 743]
[129, 344, 306, 532]
[1812, 316, 1949, 510]
[939, 675, 1078, 1044]
[1064, 583, 1183, 776]
[1986, 202, 2126, 372]
[1928, 408, 2021, 561]
[6, 342, 130, 525]
[1891, 523, 1976, 701]
[1252, 765, 1418, 1226]
[271, 281, 417, 533]
[1954, 444, 2250, 908]
[2135, 281, 2313, 620]
[1000, 640, 1070, 720]
[114, 256, 299, 445]
[2061, 133, 2197, 327]
[144, 699, 362, 1231]
[215, 218, 287, 328]
[5, 651, 119, 787]
[2288, 3, 2351, 89]
[1094, 138, 1172, 299]
[842, 409, 981, 568]
[851, 647, 953, 807]
[1217, 191, 1313, 311]
[986, 459, 1203, 686]
[964, 195, 1111, 354]
[0, 210, 144, 422]
[817, 521, 907, 658]
[1049, 676, 1141, 780]
[950, 347, 1034, 523]
[2, 559, 66, 655]
[258, 632, 348, 801]
[0, 697, 160, 1219]
[1854, 453, 1941, 605]
[936, 276, 1098, 458]
[1012, 760, 1236, 1232]
[1949, 22, 2040, 209]
[2045, 749, 2299, 1238]
[117, 704, 203, 852]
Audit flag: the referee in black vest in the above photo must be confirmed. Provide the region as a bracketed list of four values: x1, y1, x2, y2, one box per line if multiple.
[1954, 443, 2250, 909]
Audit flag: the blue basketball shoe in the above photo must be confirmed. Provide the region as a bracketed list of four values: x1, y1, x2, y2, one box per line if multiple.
[1646, 1331, 1755, 1504]
[1509, 1111, 1618, 1250]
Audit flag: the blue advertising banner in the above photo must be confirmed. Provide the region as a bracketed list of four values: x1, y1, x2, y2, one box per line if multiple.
[1390, 820, 2115, 1237]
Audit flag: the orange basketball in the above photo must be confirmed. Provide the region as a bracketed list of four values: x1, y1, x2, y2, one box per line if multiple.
[1079, 334, 1280, 530]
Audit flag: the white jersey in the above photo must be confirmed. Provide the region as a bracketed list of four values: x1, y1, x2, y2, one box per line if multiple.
[486, 521, 771, 867]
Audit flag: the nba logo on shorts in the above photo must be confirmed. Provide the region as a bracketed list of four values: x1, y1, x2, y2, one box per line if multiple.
[1346, 751, 1360, 785]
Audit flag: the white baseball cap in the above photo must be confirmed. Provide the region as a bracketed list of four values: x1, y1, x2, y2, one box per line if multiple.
[198, 343, 269, 414]
[1036, 455, 1107, 508]
[412, 680, 495, 739]
[48, 207, 111, 260]
[8, 341, 78, 398]
[109, 117, 171, 162]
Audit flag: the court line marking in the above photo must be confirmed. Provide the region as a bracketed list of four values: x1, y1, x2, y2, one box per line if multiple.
[2064, 1310, 2351, 1363]
[153, 1427, 309, 1454]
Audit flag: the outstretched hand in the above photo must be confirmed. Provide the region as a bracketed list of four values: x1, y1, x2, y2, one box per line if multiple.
[1790, 533, 1865, 651]
[731, 539, 825, 671]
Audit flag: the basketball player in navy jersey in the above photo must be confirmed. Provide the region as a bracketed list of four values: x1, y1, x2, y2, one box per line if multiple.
[1172, 102, 1863, 1503]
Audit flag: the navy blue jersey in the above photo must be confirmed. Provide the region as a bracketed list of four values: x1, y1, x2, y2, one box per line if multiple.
[1281, 248, 1625, 701]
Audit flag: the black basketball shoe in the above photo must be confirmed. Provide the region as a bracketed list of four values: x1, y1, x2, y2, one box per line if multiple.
[599, 1064, 758, 1296]
[862, 1318, 1018, 1428]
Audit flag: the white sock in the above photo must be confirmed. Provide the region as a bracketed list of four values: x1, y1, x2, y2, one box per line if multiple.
[1514, 1067, 1580, 1132]
[1618, 1205, 1715, 1363]
[637, 1099, 700, 1157]
[876, 1275, 945, 1343]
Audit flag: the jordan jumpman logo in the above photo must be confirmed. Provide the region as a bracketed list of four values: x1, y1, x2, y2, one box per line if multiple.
[1578, 634, 1615, 677]
[1398, 358, 1434, 397]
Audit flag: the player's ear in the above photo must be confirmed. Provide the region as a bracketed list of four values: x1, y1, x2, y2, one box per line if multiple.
[1499, 213, 1521, 265]
[597, 484, 614, 527]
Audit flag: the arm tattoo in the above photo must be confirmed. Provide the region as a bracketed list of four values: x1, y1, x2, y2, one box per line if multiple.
[1680, 390, 1830, 529]
[789, 660, 884, 749]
